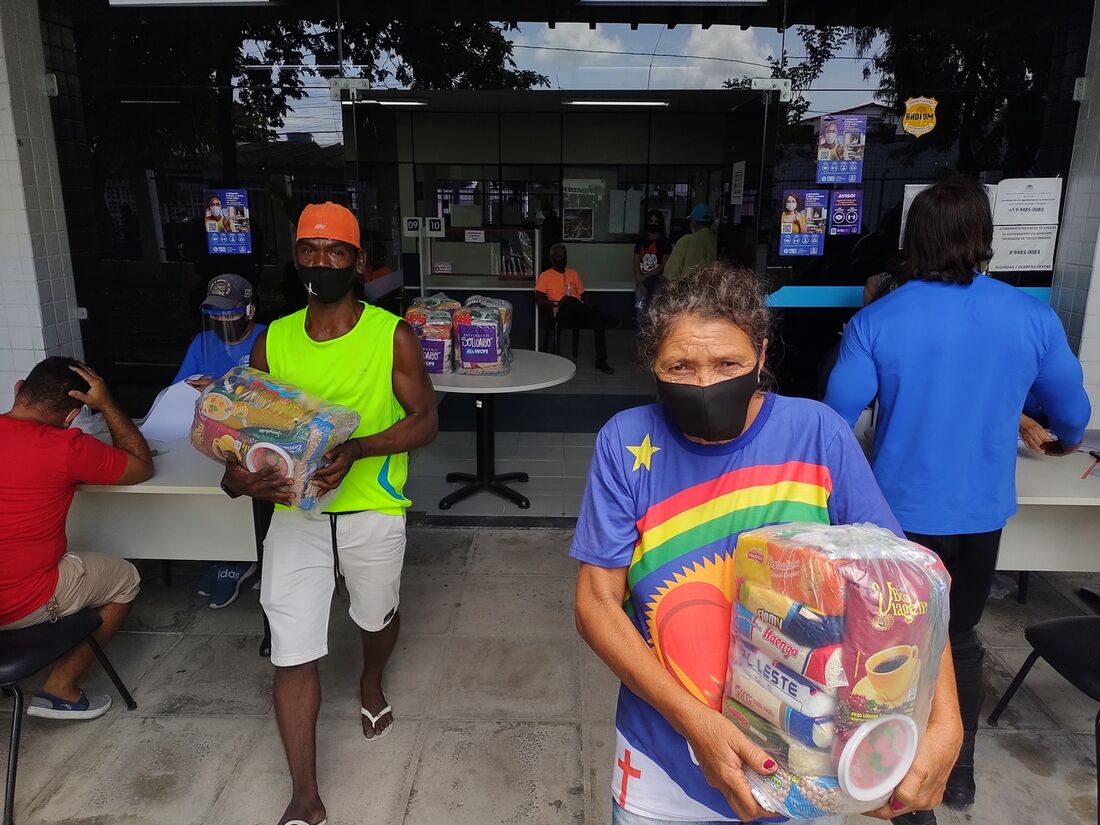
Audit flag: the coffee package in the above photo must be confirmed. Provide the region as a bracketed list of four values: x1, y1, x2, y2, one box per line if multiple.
[725, 523, 950, 819]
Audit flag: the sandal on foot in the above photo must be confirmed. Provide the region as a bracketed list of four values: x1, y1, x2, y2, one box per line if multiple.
[361, 703, 394, 742]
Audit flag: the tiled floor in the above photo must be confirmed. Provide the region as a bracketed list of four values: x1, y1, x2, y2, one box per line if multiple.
[529, 330, 655, 397]
[3, 532, 1097, 825]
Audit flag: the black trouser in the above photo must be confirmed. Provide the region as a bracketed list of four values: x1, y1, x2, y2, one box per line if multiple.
[890, 530, 1000, 825]
[555, 296, 608, 362]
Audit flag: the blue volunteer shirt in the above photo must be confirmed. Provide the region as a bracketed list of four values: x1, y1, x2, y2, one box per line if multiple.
[171, 324, 266, 384]
[824, 276, 1090, 535]
[571, 395, 900, 821]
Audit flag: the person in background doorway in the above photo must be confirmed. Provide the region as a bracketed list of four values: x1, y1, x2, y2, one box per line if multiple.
[535, 243, 615, 375]
[664, 204, 717, 282]
[222, 201, 437, 825]
[824, 177, 1090, 824]
[633, 210, 672, 326]
[173, 273, 267, 609]
[0, 358, 153, 719]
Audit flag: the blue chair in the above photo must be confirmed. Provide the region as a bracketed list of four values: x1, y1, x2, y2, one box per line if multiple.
[1, 608, 136, 825]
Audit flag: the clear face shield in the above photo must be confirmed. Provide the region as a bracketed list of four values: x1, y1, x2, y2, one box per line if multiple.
[200, 305, 254, 368]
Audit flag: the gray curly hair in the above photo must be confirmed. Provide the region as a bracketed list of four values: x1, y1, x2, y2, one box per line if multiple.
[640, 262, 772, 373]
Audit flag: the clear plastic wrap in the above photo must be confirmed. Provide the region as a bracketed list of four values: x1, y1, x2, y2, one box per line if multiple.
[724, 523, 950, 819]
[190, 366, 361, 511]
[404, 306, 454, 374]
[454, 295, 513, 375]
[410, 292, 462, 313]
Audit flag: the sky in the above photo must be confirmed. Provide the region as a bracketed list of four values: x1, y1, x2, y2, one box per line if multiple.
[276, 23, 885, 142]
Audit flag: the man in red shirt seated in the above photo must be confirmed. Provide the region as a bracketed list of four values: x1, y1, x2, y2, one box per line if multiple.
[535, 243, 616, 374]
[0, 358, 154, 720]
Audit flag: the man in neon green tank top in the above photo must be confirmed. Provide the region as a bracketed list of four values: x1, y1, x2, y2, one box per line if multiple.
[221, 202, 437, 825]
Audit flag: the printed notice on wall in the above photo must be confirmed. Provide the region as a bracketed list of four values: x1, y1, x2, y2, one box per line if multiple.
[992, 178, 1063, 225]
[204, 189, 251, 255]
[988, 224, 1059, 272]
[730, 161, 746, 206]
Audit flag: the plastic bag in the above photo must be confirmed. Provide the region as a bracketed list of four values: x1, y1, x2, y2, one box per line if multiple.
[405, 307, 454, 374]
[454, 296, 513, 375]
[411, 292, 461, 313]
[190, 366, 360, 511]
[724, 523, 950, 819]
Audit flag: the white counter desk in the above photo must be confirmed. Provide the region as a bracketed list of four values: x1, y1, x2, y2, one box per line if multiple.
[68, 439, 258, 562]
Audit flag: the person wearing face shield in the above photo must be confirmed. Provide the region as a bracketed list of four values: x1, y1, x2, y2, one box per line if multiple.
[219, 201, 438, 825]
[571, 263, 964, 825]
[172, 274, 267, 608]
[172, 273, 265, 389]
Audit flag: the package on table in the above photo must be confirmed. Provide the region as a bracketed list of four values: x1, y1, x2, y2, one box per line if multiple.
[410, 291, 461, 313]
[404, 306, 454, 374]
[190, 366, 361, 511]
[453, 295, 513, 375]
[723, 523, 950, 819]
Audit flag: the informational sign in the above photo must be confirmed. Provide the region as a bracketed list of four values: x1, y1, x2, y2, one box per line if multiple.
[563, 207, 594, 241]
[828, 191, 863, 236]
[903, 97, 938, 138]
[992, 178, 1063, 225]
[989, 225, 1059, 272]
[816, 115, 866, 184]
[457, 324, 498, 364]
[730, 160, 747, 206]
[779, 189, 827, 257]
[432, 262, 452, 274]
[204, 189, 251, 255]
[464, 230, 486, 243]
[425, 217, 445, 238]
[608, 190, 626, 234]
[403, 217, 422, 238]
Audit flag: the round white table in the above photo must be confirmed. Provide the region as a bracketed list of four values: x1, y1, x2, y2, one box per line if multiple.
[429, 349, 575, 510]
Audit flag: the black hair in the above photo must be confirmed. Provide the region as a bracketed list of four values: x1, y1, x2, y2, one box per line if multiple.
[899, 176, 992, 286]
[18, 357, 89, 413]
[783, 192, 804, 212]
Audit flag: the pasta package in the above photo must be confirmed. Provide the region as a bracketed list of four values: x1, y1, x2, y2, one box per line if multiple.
[725, 523, 949, 819]
[190, 366, 360, 511]
[405, 306, 454, 374]
[454, 296, 513, 375]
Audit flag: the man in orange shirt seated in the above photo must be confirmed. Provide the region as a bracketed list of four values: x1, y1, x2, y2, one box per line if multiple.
[0, 358, 153, 720]
[534, 243, 615, 374]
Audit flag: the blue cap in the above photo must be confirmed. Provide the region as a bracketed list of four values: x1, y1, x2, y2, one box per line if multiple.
[689, 203, 714, 223]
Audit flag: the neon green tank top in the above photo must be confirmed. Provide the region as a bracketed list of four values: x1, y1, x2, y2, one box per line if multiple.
[266, 302, 409, 514]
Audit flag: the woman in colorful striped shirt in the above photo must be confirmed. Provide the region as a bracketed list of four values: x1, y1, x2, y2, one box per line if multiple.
[572, 263, 963, 825]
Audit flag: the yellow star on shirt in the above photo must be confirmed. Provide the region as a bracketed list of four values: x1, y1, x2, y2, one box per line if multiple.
[626, 434, 661, 472]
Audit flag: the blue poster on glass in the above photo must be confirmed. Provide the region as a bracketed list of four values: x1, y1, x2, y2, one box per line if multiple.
[828, 190, 863, 236]
[779, 190, 827, 256]
[816, 115, 867, 184]
[204, 189, 252, 255]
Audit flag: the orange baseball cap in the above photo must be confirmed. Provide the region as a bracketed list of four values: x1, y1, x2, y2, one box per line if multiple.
[296, 202, 360, 249]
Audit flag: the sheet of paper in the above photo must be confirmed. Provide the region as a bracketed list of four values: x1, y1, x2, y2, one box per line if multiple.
[988, 224, 1059, 272]
[625, 190, 643, 236]
[992, 177, 1063, 225]
[139, 381, 200, 443]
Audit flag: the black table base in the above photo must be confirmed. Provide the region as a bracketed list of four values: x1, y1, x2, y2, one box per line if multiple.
[439, 393, 530, 510]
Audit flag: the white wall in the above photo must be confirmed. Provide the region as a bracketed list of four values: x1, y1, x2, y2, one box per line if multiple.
[1055, 0, 1100, 425]
[0, 0, 82, 410]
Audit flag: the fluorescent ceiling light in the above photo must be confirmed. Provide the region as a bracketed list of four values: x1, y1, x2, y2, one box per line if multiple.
[119, 99, 181, 104]
[109, 0, 268, 6]
[564, 100, 669, 107]
[343, 99, 428, 107]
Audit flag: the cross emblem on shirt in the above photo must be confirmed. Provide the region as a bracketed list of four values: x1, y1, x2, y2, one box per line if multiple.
[617, 748, 642, 807]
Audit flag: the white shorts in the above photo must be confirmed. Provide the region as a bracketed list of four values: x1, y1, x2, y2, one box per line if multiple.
[260, 508, 406, 667]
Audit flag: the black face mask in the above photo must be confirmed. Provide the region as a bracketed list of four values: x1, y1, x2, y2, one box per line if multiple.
[656, 370, 760, 442]
[298, 265, 356, 304]
[212, 317, 251, 343]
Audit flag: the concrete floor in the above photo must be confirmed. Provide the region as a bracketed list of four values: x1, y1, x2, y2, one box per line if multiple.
[3, 530, 1098, 825]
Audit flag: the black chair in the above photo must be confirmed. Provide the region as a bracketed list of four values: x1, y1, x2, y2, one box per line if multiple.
[539, 305, 579, 358]
[1, 608, 136, 825]
[987, 615, 1100, 825]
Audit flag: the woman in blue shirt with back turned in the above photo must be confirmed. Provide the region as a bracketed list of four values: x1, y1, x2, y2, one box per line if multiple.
[825, 177, 1090, 824]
